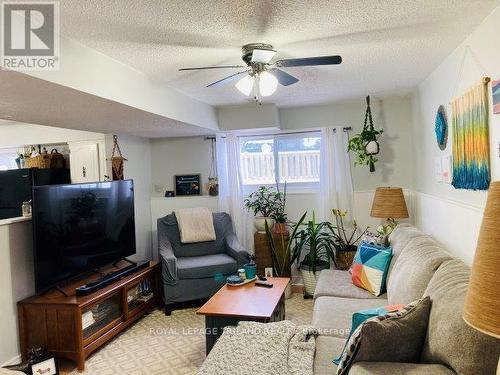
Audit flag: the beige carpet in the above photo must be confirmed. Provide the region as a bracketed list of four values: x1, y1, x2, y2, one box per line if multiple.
[68, 294, 313, 375]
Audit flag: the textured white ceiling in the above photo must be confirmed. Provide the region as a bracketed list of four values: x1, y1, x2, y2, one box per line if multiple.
[54, 0, 499, 107]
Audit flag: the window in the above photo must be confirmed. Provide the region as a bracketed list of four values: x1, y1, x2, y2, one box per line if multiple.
[239, 131, 321, 190]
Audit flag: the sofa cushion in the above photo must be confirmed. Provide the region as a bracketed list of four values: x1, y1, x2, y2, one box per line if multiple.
[336, 297, 431, 375]
[177, 253, 237, 279]
[351, 242, 393, 296]
[313, 335, 344, 375]
[349, 362, 456, 375]
[312, 296, 388, 338]
[386, 224, 429, 278]
[314, 270, 387, 300]
[158, 213, 231, 257]
[387, 236, 451, 305]
[421, 259, 500, 375]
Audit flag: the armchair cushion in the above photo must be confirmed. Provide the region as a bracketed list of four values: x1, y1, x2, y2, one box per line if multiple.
[225, 232, 250, 267]
[177, 254, 237, 280]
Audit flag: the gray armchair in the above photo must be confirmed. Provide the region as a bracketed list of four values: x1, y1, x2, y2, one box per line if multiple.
[158, 212, 250, 311]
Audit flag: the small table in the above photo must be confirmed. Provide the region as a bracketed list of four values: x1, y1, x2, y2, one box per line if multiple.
[197, 277, 290, 354]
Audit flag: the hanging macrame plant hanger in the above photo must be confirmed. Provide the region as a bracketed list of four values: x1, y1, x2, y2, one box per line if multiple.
[110, 135, 127, 180]
[363, 96, 380, 172]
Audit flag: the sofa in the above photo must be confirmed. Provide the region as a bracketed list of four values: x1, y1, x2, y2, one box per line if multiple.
[158, 212, 250, 310]
[312, 224, 500, 375]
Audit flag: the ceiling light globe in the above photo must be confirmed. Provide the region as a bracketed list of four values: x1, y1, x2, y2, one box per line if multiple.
[259, 71, 278, 97]
[235, 75, 254, 96]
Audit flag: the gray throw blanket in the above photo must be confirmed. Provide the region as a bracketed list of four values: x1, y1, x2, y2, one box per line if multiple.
[197, 320, 317, 375]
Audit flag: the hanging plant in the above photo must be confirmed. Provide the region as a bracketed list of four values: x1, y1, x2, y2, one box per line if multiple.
[347, 96, 383, 172]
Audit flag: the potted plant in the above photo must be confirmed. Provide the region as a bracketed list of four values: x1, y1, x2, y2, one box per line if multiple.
[347, 96, 384, 172]
[264, 212, 306, 298]
[244, 186, 279, 232]
[271, 182, 288, 234]
[290, 212, 337, 297]
[329, 209, 368, 270]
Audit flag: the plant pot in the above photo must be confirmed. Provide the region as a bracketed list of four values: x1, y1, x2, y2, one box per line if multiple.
[300, 261, 330, 297]
[272, 222, 288, 235]
[243, 263, 257, 279]
[335, 244, 358, 270]
[254, 216, 275, 233]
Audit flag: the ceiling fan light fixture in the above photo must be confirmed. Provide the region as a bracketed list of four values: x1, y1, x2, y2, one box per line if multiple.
[235, 75, 254, 96]
[259, 71, 278, 97]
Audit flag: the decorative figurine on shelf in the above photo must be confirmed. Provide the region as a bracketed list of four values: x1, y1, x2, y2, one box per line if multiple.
[348, 96, 384, 172]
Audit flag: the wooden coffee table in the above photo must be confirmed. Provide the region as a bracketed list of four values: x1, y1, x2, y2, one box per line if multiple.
[197, 277, 290, 354]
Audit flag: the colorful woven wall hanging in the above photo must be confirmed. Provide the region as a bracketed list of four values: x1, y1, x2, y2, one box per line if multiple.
[451, 78, 490, 190]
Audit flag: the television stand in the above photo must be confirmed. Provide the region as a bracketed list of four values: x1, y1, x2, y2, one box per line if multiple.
[18, 260, 160, 372]
[75, 260, 149, 296]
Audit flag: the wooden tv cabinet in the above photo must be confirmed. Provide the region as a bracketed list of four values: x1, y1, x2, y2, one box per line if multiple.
[18, 260, 161, 371]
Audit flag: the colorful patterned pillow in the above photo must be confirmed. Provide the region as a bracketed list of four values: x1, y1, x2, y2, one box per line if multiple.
[336, 297, 431, 375]
[351, 241, 392, 296]
[333, 304, 405, 365]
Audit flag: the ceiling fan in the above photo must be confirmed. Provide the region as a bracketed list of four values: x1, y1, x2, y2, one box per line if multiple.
[179, 43, 342, 103]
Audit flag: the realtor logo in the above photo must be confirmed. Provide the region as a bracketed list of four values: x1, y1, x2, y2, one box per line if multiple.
[1, 1, 59, 70]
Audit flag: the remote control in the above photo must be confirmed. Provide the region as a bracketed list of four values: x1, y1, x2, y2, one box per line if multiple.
[257, 275, 267, 281]
[255, 280, 273, 288]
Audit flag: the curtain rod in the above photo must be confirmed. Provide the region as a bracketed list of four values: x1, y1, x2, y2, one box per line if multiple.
[204, 127, 352, 140]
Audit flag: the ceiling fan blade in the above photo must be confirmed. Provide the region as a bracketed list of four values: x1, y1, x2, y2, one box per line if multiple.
[269, 68, 299, 86]
[275, 55, 342, 67]
[179, 65, 245, 71]
[251, 49, 276, 64]
[206, 71, 249, 88]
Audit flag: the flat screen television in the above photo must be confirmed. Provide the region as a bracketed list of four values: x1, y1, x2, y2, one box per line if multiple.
[32, 180, 136, 293]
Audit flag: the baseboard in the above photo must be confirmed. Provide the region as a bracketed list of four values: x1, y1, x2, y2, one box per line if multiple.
[1, 354, 21, 367]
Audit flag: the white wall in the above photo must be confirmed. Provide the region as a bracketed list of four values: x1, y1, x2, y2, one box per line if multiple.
[279, 96, 414, 191]
[105, 134, 153, 260]
[150, 137, 214, 197]
[0, 121, 104, 148]
[217, 104, 280, 131]
[411, 4, 500, 264]
[0, 221, 35, 365]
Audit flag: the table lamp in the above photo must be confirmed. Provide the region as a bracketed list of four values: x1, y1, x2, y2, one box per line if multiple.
[463, 181, 500, 339]
[370, 187, 409, 235]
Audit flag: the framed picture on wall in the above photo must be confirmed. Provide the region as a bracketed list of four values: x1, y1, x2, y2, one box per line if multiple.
[175, 174, 201, 196]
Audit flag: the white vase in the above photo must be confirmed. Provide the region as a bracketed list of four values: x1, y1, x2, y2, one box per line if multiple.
[365, 140, 379, 155]
[254, 216, 275, 233]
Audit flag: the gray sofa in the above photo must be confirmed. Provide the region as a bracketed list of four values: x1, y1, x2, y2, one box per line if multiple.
[158, 212, 250, 309]
[313, 224, 500, 375]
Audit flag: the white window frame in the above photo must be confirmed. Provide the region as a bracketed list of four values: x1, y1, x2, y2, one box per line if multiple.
[239, 130, 321, 194]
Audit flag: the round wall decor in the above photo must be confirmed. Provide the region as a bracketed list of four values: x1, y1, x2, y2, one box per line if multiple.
[435, 105, 448, 150]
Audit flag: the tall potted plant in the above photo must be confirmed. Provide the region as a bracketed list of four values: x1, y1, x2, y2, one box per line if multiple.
[264, 212, 306, 298]
[244, 186, 279, 232]
[290, 212, 337, 297]
[271, 182, 288, 234]
[329, 209, 368, 270]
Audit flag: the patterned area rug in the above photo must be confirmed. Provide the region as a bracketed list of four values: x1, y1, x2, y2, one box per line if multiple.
[68, 293, 313, 375]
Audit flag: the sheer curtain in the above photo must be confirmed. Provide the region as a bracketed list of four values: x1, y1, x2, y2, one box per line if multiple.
[318, 127, 354, 221]
[216, 133, 251, 249]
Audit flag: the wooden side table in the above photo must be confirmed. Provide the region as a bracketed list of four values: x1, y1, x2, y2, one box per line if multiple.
[254, 232, 290, 276]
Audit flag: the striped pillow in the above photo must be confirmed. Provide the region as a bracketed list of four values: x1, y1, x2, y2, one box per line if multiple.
[336, 297, 431, 375]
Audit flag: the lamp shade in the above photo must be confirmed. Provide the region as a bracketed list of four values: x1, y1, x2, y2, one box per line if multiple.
[370, 187, 409, 219]
[463, 181, 500, 338]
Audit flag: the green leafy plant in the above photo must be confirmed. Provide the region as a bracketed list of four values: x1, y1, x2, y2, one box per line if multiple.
[272, 182, 287, 223]
[244, 185, 281, 218]
[329, 209, 368, 251]
[290, 212, 337, 273]
[347, 128, 383, 167]
[264, 211, 306, 277]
